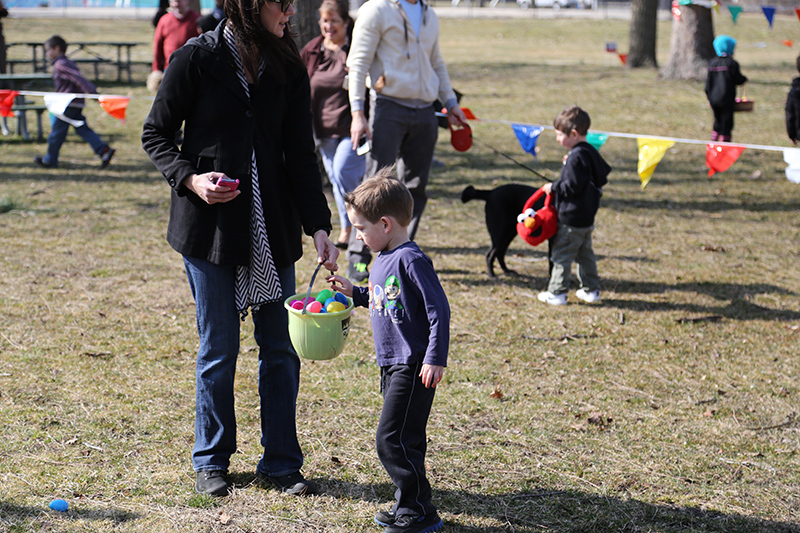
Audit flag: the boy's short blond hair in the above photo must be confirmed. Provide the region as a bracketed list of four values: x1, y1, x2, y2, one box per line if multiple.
[345, 166, 413, 227]
[554, 105, 591, 136]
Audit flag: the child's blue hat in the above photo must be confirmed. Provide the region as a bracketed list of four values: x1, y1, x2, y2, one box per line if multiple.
[713, 35, 736, 57]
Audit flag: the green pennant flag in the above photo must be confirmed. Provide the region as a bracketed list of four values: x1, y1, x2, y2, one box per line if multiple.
[728, 5, 743, 24]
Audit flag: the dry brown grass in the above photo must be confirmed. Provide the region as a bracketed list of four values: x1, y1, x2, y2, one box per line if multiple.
[1, 11, 799, 533]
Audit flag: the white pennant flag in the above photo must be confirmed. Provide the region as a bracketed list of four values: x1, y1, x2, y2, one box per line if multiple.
[43, 94, 85, 128]
[783, 148, 800, 184]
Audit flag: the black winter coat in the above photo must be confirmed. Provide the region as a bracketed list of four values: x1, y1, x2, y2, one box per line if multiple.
[785, 77, 800, 144]
[551, 142, 611, 228]
[142, 23, 331, 267]
[705, 55, 747, 108]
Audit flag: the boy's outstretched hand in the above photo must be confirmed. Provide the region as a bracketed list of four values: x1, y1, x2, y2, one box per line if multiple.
[420, 364, 444, 388]
[327, 274, 353, 298]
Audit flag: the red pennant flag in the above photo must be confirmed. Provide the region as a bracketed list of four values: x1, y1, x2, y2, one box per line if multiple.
[0, 90, 19, 118]
[461, 107, 476, 120]
[98, 96, 129, 122]
[618, 53, 628, 65]
[706, 143, 745, 177]
[796, 7, 800, 22]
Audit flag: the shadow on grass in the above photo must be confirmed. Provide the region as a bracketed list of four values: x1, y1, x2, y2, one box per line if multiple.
[314, 479, 799, 533]
[0, 500, 140, 527]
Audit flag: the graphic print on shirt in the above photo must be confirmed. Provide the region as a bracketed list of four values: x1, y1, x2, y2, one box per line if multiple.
[368, 275, 405, 324]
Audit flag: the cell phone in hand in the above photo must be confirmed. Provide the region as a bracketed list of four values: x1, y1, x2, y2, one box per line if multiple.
[356, 135, 371, 156]
[216, 177, 239, 191]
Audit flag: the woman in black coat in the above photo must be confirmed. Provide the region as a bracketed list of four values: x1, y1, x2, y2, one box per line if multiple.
[142, 0, 338, 498]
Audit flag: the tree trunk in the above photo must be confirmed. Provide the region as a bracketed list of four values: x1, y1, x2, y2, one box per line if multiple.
[659, 4, 715, 80]
[293, 0, 323, 51]
[627, 0, 658, 69]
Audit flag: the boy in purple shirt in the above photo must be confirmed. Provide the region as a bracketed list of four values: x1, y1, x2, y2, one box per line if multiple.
[34, 35, 115, 169]
[328, 168, 448, 533]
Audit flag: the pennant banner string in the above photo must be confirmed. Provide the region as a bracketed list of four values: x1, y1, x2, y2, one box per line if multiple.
[438, 114, 789, 153]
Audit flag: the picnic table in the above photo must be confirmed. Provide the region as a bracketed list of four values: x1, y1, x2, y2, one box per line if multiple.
[0, 73, 53, 141]
[5, 41, 147, 83]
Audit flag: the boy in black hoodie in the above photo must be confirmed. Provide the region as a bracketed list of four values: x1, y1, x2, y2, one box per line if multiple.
[785, 54, 800, 145]
[538, 106, 611, 306]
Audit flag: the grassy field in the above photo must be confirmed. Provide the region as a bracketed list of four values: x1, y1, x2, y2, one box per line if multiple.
[1, 10, 799, 533]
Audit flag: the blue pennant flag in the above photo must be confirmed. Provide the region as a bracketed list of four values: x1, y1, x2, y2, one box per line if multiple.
[511, 124, 544, 160]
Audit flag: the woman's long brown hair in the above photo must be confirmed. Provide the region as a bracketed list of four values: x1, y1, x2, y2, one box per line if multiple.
[223, 0, 303, 84]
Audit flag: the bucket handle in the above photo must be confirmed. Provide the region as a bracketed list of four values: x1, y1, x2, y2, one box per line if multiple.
[301, 262, 325, 315]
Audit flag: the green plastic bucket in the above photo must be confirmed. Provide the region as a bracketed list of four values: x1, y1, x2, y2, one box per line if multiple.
[285, 292, 354, 361]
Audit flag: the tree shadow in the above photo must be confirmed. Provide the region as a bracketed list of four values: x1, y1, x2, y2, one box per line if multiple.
[312, 479, 800, 533]
[0, 500, 140, 526]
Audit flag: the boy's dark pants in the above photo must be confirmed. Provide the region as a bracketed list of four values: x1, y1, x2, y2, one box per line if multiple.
[377, 361, 437, 518]
[711, 105, 735, 140]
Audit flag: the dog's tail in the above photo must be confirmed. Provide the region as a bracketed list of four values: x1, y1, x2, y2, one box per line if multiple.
[461, 185, 491, 203]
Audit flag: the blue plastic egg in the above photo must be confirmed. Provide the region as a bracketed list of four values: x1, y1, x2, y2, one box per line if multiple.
[49, 499, 69, 512]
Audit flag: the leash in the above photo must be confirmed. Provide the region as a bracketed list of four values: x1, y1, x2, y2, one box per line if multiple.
[471, 137, 555, 183]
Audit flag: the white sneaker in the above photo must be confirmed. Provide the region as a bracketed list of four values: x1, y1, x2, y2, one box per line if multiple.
[538, 291, 567, 306]
[576, 288, 600, 303]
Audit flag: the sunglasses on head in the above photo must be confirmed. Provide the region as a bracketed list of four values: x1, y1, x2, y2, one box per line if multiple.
[265, 0, 293, 12]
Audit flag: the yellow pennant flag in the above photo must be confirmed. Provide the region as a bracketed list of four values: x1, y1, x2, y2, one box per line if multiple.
[637, 138, 675, 188]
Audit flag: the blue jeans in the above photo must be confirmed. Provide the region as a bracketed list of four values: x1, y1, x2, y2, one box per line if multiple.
[43, 106, 107, 167]
[318, 136, 365, 231]
[183, 257, 303, 476]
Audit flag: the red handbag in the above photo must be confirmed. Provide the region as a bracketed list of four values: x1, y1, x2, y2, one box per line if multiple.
[516, 187, 558, 247]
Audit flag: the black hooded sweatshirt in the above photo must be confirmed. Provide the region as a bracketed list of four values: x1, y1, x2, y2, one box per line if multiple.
[550, 141, 611, 228]
[785, 77, 800, 143]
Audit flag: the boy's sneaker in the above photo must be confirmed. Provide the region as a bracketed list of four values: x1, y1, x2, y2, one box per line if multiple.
[576, 288, 600, 303]
[100, 147, 115, 169]
[195, 470, 231, 497]
[33, 156, 56, 169]
[386, 512, 443, 533]
[257, 470, 318, 496]
[537, 291, 567, 306]
[375, 509, 396, 527]
[347, 261, 369, 283]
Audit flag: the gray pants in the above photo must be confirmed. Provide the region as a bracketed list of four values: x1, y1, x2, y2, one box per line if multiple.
[347, 98, 439, 266]
[547, 224, 599, 295]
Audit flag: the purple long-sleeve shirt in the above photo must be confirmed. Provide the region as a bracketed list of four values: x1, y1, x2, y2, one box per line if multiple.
[352, 241, 450, 368]
[52, 55, 97, 108]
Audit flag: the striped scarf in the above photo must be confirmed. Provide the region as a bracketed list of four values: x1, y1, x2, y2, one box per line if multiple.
[223, 24, 283, 317]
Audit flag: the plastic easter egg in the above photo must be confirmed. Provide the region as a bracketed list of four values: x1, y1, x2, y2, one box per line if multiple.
[49, 499, 69, 512]
[327, 301, 347, 313]
[290, 300, 304, 310]
[324, 298, 337, 308]
[315, 289, 333, 303]
[334, 292, 349, 305]
[306, 301, 323, 313]
[318, 307, 327, 313]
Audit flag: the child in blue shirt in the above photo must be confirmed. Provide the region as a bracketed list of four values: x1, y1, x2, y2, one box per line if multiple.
[328, 168, 449, 533]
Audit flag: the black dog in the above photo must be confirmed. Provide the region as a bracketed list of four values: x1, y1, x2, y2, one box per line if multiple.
[461, 184, 547, 277]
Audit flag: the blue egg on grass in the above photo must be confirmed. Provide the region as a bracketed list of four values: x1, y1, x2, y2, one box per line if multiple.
[334, 292, 348, 305]
[49, 499, 69, 512]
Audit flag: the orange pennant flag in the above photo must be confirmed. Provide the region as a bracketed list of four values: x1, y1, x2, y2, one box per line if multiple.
[784, 40, 794, 47]
[706, 143, 745, 177]
[618, 53, 628, 65]
[461, 107, 477, 120]
[0, 90, 19, 118]
[98, 96, 129, 122]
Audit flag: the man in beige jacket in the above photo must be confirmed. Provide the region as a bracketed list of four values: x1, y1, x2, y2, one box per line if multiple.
[345, 0, 466, 282]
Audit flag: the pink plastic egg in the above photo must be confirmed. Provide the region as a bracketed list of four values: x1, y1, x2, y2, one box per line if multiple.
[306, 301, 323, 313]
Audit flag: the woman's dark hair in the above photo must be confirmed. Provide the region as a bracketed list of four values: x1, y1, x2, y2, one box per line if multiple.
[224, 0, 303, 84]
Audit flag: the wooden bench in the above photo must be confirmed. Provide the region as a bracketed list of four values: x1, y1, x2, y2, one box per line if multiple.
[1, 104, 48, 142]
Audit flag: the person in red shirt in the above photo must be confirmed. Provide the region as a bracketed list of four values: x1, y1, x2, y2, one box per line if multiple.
[152, 0, 200, 73]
